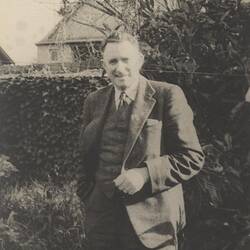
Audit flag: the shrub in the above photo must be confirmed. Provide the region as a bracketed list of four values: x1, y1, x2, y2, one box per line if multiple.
[138, 1, 250, 249]
[0, 75, 108, 183]
[0, 155, 18, 181]
[0, 181, 86, 250]
[139, 0, 249, 135]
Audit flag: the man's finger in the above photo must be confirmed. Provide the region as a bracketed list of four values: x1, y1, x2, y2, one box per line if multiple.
[118, 178, 131, 190]
[114, 176, 132, 193]
[120, 180, 137, 194]
[113, 174, 126, 186]
[119, 185, 135, 194]
[127, 188, 136, 195]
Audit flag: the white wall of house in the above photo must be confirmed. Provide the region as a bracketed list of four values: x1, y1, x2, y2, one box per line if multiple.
[37, 44, 73, 64]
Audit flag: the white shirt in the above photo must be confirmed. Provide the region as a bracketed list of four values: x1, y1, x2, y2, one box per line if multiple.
[114, 83, 138, 109]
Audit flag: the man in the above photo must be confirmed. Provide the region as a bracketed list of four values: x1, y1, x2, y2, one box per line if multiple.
[77, 32, 204, 250]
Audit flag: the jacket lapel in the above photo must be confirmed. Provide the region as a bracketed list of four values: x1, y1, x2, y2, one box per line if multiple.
[82, 85, 114, 155]
[95, 85, 114, 130]
[122, 77, 156, 168]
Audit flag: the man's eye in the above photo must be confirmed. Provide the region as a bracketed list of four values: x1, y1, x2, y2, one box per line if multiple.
[109, 59, 117, 64]
[122, 58, 128, 63]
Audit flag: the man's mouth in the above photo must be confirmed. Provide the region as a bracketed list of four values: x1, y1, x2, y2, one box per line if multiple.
[114, 75, 127, 79]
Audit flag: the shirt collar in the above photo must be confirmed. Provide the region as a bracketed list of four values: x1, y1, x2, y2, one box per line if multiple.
[114, 82, 139, 108]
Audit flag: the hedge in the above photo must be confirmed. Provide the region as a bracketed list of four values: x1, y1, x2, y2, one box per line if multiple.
[0, 75, 108, 183]
[0, 71, 249, 250]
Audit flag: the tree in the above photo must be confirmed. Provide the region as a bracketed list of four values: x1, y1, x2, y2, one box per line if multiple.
[139, 1, 250, 249]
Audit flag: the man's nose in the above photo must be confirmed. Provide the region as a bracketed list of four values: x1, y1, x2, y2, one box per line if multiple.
[115, 60, 126, 72]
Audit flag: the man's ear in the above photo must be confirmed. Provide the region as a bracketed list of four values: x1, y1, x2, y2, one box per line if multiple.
[102, 59, 107, 71]
[138, 52, 144, 69]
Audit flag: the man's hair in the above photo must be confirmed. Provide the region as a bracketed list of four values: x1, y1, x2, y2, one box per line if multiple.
[102, 31, 140, 52]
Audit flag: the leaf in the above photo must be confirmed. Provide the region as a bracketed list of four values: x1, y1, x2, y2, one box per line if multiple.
[224, 133, 232, 150]
[7, 211, 17, 226]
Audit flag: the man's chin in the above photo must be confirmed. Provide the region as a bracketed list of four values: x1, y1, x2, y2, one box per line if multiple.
[115, 76, 127, 82]
[113, 78, 130, 89]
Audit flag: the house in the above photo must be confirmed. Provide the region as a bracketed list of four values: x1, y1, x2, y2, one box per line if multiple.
[36, 0, 179, 70]
[36, 2, 121, 68]
[0, 46, 14, 65]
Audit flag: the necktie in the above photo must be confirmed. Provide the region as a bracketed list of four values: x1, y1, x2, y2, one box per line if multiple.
[118, 91, 127, 110]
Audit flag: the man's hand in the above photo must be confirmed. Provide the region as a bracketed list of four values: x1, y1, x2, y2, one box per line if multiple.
[114, 167, 149, 195]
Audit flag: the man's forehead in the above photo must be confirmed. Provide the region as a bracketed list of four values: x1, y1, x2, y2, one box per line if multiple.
[103, 41, 139, 58]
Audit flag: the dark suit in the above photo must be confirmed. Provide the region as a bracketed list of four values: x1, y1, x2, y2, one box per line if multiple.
[77, 76, 204, 249]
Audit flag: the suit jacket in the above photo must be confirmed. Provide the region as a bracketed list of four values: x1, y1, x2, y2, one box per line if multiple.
[77, 76, 204, 248]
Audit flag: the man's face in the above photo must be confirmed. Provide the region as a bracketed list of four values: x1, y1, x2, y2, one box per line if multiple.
[103, 40, 143, 90]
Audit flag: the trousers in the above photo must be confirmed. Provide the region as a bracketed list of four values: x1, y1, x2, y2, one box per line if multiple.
[84, 183, 177, 250]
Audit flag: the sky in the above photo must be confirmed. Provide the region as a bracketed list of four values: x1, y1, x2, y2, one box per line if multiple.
[0, 0, 63, 65]
[1, 0, 250, 65]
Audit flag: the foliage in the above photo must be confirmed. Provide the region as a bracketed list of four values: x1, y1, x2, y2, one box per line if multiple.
[58, 0, 140, 33]
[138, 1, 250, 250]
[1, 1, 250, 250]
[0, 75, 108, 183]
[0, 155, 18, 180]
[0, 181, 85, 250]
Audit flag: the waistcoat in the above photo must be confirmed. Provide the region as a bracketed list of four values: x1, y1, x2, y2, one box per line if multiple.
[95, 96, 133, 197]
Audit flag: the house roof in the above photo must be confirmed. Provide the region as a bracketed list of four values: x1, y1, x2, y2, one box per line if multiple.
[36, 2, 121, 46]
[0, 46, 14, 65]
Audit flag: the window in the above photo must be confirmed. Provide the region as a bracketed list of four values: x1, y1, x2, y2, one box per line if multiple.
[49, 49, 58, 62]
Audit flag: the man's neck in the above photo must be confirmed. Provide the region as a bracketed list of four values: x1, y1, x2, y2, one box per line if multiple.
[114, 76, 139, 92]
[113, 78, 140, 109]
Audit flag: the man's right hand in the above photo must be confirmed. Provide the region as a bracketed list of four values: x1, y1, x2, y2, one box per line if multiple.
[113, 168, 149, 195]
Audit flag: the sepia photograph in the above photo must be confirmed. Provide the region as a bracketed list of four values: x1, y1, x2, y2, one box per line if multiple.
[0, 1, 250, 250]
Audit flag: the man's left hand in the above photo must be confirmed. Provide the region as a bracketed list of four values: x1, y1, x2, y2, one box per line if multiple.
[114, 167, 149, 195]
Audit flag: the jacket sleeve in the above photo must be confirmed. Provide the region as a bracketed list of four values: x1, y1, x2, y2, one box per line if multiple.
[76, 94, 94, 200]
[145, 85, 205, 194]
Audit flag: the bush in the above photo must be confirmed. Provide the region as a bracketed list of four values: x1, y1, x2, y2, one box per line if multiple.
[0, 155, 18, 182]
[0, 75, 108, 183]
[0, 115, 87, 249]
[138, 1, 250, 249]
[139, 0, 249, 131]
[0, 181, 85, 250]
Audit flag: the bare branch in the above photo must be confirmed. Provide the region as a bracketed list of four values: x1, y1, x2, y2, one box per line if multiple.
[83, 2, 115, 16]
[95, 1, 122, 19]
[101, 0, 123, 17]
